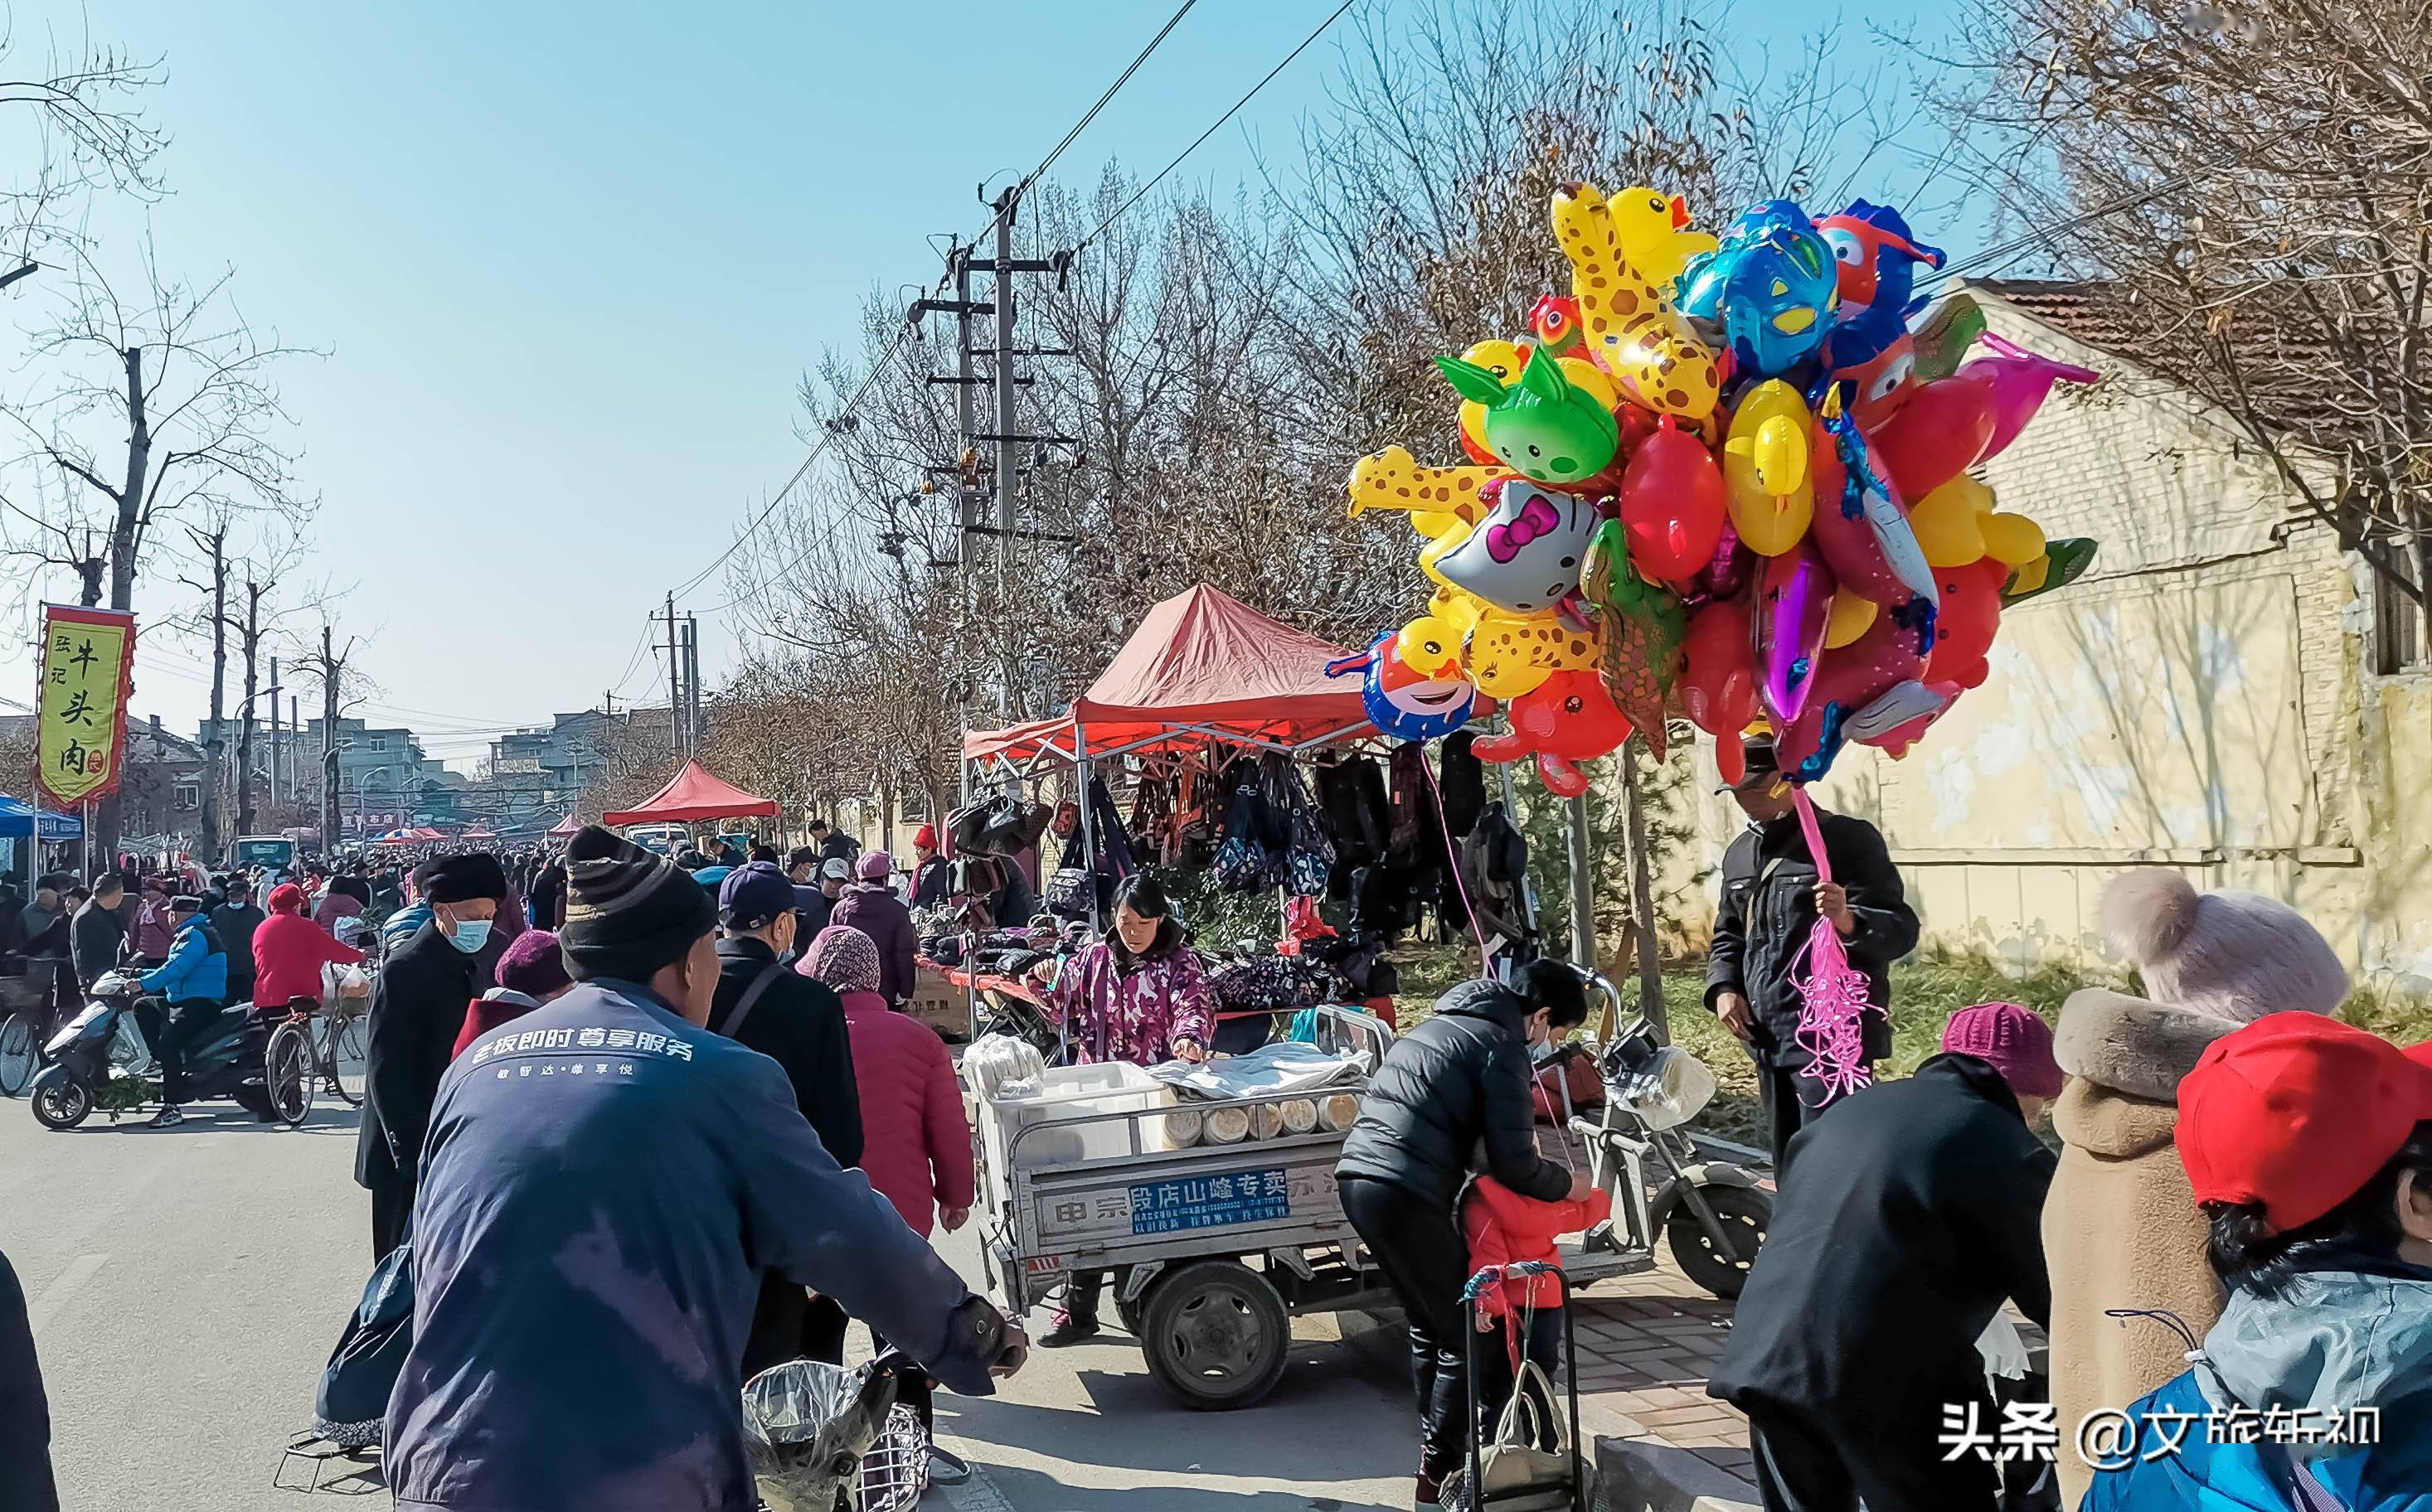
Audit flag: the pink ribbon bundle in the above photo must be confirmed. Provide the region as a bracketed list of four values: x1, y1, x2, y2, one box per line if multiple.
[1788, 787, 1882, 1105]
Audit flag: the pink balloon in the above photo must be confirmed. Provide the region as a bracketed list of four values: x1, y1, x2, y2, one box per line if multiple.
[1958, 331, 2101, 465]
[1776, 609, 1928, 775]
[1694, 517, 1754, 600]
[1752, 544, 1837, 725]
[1867, 681, 1964, 758]
[1807, 419, 1909, 604]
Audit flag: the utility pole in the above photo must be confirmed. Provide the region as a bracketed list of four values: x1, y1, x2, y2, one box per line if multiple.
[992, 188, 1019, 724]
[657, 592, 687, 757]
[268, 657, 282, 809]
[682, 615, 701, 754]
[313, 623, 354, 854]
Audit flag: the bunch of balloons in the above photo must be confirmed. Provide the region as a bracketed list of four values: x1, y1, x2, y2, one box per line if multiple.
[1333, 182, 2103, 796]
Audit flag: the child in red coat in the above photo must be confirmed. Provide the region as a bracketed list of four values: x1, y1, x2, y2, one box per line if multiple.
[1461, 1175, 1611, 1439]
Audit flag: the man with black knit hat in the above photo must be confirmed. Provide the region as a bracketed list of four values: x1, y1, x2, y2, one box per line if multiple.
[357, 850, 508, 1258]
[388, 826, 1024, 1512]
[711, 860, 864, 1373]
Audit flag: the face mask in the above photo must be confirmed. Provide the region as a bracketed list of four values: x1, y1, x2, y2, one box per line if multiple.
[446, 918, 492, 955]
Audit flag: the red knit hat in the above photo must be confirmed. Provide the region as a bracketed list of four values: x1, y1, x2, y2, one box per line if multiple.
[914, 823, 938, 850]
[1941, 1002, 2063, 1100]
[2177, 1014, 2432, 1233]
[268, 882, 307, 915]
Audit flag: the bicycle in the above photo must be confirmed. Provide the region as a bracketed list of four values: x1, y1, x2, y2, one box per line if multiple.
[260, 990, 367, 1120]
[260, 1003, 322, 1127]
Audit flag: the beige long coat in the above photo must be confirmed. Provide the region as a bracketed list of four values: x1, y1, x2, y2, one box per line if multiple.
[2043, 989, 2233, 1511]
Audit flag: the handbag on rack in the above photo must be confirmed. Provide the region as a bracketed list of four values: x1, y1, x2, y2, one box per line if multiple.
[1459, 1358, 1583, 1512]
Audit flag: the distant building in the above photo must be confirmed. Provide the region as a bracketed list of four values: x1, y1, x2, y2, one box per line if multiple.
[290, 719, 434, 836]
[489, 706, 677, 807]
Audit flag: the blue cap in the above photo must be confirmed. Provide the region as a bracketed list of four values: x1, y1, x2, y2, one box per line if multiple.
[716, 860, 795, 929]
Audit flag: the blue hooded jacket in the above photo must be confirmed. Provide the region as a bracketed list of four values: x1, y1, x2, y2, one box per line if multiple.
[139, 915, 228, 1005]
[2082, 1255, 2432, 1512]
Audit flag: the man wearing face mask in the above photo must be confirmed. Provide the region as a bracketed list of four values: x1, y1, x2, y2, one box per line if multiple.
[1336, 959, 1594, 1504]
[710, 860, 865, 1373]
[358, 851, 508, 1258]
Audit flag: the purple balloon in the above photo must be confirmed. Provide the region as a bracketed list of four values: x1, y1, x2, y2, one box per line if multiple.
[1752, 543, 1837, 724]
[1696, 519, 1754, 599]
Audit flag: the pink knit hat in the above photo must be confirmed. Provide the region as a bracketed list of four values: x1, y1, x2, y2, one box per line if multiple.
[1942, 1002, 2063, 1099]
[857, 850, 894, 882]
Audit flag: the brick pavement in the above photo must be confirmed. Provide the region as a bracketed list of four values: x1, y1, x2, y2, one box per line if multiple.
[1571, 1256, 1758, 1485]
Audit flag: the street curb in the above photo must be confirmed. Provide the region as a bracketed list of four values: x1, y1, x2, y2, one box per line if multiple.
[1583, 1398, 1761, 1512]
[1592, 1432, 1763, 1512]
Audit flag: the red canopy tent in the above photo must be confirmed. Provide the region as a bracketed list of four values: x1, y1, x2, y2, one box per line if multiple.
[963, 584, 1375, 773]
[602, 761, 782, 826]
[460, 826, 499, 841]
[546, 812, 583, 838]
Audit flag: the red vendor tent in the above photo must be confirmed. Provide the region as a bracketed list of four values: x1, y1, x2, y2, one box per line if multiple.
[963, 584, 1374, 773]
[546, 812, 583, 838]
[603, 761, 782, 826]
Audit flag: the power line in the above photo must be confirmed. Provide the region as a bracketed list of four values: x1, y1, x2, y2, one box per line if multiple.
[1019, 2, 1198, 200]
[664, 3, 1205, 607]
[1074, 0, 1357, 254]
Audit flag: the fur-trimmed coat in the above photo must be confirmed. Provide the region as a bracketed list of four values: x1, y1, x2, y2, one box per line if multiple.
[2045, 988, 2236, 1510]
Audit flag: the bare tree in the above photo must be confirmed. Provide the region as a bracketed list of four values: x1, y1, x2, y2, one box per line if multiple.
[1938, 0, 2432, 621]
[711, 0, 1927, 837]
[0, 239, 318, 855]
[177, 515, 232, 855]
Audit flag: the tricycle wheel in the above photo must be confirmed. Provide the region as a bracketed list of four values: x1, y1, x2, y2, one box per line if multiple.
[1114, 1289, 1144, 1339]
[1667, 1184, 1769, 1299]
[1138, 1259, 1289, 1410]
[32, 1076, 90, 1130]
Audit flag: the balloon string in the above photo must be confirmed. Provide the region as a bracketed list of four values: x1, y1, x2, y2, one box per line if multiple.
[1791, 786, 1833, 886]
[1787, 784, 1874, 1102]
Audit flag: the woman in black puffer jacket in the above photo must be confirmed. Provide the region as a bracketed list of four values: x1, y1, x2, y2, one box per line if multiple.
[1336, 961, 1589, 1504]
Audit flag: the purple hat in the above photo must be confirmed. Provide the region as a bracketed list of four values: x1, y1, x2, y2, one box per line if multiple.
[1942, 1002, 2063, 1100]
[857, 850, 894, 882]
[496, 929, 573, 1001]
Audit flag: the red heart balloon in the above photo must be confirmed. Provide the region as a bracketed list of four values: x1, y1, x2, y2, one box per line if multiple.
[1865, 371, 1996, 502]
[1925, 557, 2007, 691]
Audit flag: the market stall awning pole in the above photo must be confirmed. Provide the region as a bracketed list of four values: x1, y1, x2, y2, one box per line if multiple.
[1074, 717, 1099, 938]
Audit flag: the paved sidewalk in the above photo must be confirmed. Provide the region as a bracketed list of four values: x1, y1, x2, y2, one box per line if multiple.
[1572, 1258, 1758, 1485]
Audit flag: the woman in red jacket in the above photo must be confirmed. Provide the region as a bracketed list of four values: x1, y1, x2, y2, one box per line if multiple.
[253, 883, 365, 1009]
[799, 923, 976, 1430]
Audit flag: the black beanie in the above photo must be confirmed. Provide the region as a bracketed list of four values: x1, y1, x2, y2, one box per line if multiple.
[415, 852, 508, 905]
[559, 825, 716, 984]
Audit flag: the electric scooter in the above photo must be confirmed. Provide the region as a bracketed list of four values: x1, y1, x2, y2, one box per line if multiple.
[1559, 975, 1772, 1298]
[29, 971, 291, 1130]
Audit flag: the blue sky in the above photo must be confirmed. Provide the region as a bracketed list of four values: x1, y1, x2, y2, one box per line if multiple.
[0, 0, 1968, 769]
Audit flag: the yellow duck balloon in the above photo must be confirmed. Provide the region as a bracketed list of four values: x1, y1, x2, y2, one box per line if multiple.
[1609, 185, 1720, 289]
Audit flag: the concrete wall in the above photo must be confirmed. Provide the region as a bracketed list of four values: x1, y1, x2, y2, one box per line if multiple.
[1678, 292, 2432, 995]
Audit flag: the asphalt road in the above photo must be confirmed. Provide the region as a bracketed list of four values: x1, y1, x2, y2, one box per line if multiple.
[2, 1086, 1417, 1512]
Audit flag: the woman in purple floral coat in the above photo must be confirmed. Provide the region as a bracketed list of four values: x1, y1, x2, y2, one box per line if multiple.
[1030, 874, 1213, 1345]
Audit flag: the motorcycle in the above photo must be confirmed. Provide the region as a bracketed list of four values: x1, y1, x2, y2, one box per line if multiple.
[28, 971, 305, 1131]
[1554, 974, 1772, 1299]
